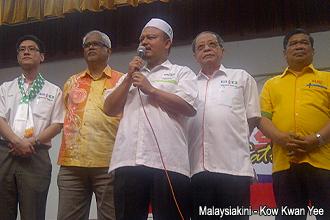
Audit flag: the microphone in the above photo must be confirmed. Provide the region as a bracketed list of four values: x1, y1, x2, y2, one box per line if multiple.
[137, 45, 146, 59]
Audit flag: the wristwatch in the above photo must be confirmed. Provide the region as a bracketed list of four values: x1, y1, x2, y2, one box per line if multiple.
[315, 133, 325, 146]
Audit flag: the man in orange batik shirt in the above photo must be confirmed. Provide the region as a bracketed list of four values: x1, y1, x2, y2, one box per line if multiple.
[57, 30, 122, 220]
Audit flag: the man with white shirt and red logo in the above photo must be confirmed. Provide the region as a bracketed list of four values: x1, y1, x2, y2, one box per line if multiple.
[188, 31, 261, 220]
[104, 18, 197, 220]
[0, 35, 64, 220]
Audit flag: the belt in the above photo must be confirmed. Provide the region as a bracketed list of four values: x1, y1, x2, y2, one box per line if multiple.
[0, 139, 51, 149]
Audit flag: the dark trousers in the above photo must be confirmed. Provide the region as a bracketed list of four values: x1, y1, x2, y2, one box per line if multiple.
[57, 166, 115, 220]
[191, 171, 251, 220]
[114, 166, 191, 220]
[273, 163, 330, 220]
[0, 143, 51, 220]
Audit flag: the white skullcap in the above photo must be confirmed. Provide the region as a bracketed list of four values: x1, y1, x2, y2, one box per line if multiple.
[143, 18, 173, 42]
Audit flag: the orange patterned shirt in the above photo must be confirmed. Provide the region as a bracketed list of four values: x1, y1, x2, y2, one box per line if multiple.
[58, 66, 122, 167]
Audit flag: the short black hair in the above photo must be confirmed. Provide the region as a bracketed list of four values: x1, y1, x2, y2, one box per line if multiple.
[192, 31, 224, 53]
[283, 28, 314, 49]
[16, 35, 45, 53]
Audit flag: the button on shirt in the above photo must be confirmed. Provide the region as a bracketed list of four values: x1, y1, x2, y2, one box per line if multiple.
[260, 64, 330, 173]
[0, 76, 64, 145]
[105, 60, 198, 177]
[58, 66, 123, 167]
[188, 65, 260, 177]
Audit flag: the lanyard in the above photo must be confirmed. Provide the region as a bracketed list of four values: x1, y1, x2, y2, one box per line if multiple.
[18, 73, 45, 103]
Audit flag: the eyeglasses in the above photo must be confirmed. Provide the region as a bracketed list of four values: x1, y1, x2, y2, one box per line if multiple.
[196, 41, 222, 52]
[17, 46, 40, 53]
[82, 41, 108, 49]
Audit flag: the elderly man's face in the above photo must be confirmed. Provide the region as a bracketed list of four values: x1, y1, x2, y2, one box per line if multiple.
[284, 33, 314, 67]
[139, 27, 171, 62]
[194, 33, 224, 67]
[83, 33, 110, 63]
[17, 40, 44, 68]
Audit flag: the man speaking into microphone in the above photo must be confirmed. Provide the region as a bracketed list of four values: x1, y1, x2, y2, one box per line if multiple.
[104, 18, 197, 220]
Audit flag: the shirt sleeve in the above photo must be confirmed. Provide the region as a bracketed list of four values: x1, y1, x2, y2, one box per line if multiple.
[0, 83, 7, 119]
[243, 71, 261, 119]
[174, 66, 198, 109]
[103, 74, 127, 100]
[50, 87, 65, 124]
[260, 78, 273, 120]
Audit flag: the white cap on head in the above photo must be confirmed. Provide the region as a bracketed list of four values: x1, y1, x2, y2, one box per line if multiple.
[143, 18, 173, 42]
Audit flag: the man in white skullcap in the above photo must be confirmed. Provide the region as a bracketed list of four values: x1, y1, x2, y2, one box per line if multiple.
[104, 18, 198, 220]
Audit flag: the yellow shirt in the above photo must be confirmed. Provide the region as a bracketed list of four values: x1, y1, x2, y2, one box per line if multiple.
[260, 64, 330, 173]
[58, 66, 123, 167]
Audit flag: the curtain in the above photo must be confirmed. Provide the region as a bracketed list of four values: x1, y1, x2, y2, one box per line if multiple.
[0, 0, 329, 68]
[0, 0, 169, 25]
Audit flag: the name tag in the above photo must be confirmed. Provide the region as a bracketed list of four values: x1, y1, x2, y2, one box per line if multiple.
[220, 80, 239, 88]
[162, 72, 176, 80]
[38, 92, 55, 102]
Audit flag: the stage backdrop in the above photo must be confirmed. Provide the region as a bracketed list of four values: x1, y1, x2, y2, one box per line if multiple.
[1, 30, 329, 220]
[250, 128, 275, 209]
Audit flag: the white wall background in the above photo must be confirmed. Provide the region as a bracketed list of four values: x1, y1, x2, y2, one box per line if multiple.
[1, 30, 329, 220]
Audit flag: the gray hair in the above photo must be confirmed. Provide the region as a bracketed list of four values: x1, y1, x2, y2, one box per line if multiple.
[83, 30, 111, 48]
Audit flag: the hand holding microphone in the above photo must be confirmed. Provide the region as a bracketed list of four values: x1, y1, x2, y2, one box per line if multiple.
[128, 45, 145, 77]
[129, 46, 157, 95]
[137, 45, 146, 59]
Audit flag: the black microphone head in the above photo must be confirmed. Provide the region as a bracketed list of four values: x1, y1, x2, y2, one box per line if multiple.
[137, 45, 146, 59]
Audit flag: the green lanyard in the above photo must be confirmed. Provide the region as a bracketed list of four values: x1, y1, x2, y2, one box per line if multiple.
[18, 73, 45, 104]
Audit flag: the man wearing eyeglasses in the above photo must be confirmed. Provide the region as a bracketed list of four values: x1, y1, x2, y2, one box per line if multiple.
[188, 31, 261, 219]
[57, 30, 122, 220]
[0, 35, 64, 220]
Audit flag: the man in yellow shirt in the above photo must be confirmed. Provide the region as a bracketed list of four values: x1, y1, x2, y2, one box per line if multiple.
[259, 29, 330, 220]
[57, 30, 122, 220]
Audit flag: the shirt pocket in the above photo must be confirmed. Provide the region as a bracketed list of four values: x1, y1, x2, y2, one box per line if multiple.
[33, 98, 54, 121]
[301, 87, 329, 109]
[210, 86, 242, 108]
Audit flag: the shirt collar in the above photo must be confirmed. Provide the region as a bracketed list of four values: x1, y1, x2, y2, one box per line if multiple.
[21, 73, 40, 83]
[280, 64, 316, 78]
[142, 59, 172, 72]
[78, 65, 113, 80]
[197, 64, 227, 79]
